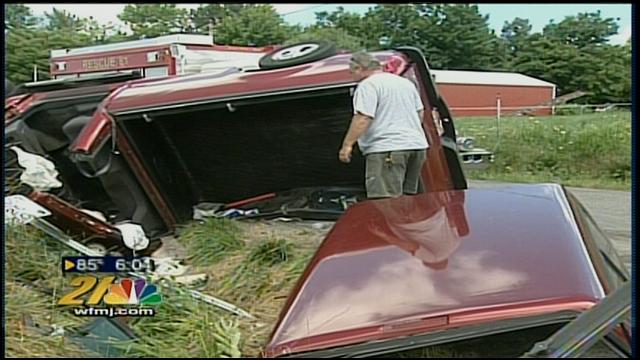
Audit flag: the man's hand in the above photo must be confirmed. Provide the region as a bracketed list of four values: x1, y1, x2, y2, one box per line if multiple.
[339, 144, 353, 163]
[339, 113, 372, 164]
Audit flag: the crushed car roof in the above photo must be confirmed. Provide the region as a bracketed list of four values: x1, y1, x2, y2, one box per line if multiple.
[100, 51, 406, 115]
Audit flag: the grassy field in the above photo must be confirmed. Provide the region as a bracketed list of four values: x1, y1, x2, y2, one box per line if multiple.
[5, 219, 326, 358]
[454, 111, 631, 190]
[5, 224, 93, 358]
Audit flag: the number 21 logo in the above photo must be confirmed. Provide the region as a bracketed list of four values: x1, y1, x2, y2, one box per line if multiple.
[58, 276, 161, 306]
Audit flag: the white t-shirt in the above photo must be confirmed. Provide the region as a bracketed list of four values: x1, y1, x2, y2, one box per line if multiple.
[353, 72, 429, 155]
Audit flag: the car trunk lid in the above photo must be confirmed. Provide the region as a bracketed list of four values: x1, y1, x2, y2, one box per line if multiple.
[264, 184, 605, 357]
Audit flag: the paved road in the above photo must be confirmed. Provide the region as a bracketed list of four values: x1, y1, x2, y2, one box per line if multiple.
[468, 180, 632, 272]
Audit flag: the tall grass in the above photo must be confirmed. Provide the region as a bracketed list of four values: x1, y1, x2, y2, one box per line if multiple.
[5, 223, 93, 357]
[5, 282, 92, 358]
[203, 230, 317, 357]
[6, 218, 303, 358]
[177, 218, 245, 267]
[455, 111, 631, 190]
[119, 293, 243, 358]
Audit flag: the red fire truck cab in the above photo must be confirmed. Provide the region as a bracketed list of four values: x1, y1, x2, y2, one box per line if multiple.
[49, 34, 277, 79]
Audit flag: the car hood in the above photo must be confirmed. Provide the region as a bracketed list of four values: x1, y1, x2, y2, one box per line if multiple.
[264, 184, 605, 357]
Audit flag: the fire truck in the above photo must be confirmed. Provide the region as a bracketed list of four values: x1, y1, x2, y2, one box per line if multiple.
[49, 34, 277, 79]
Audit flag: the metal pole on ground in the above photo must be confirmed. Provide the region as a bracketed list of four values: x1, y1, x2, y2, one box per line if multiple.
[495, 94, 501, 152]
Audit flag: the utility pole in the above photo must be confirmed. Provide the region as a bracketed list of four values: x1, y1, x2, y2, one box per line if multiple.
[208, 19, 214, 43]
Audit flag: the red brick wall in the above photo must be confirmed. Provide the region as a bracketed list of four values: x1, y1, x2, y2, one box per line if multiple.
[437, 83, 555, 117]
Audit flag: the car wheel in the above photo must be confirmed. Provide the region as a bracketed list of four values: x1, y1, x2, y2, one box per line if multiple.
[259, 41, 337, 70]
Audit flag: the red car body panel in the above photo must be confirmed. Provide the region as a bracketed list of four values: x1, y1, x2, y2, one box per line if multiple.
[101, 52, 405, 114]
[4, 79, 141, 125]
[115, 128, 178, 227]
[4, 93, 42, 124]
[28, 191, 121, 242]
[70, 53, 406, 156]
[5, 94, 32, 124]
[71, 50, 460, 230]
[263, 184, 604, 357]
[5, 94, 29, 107]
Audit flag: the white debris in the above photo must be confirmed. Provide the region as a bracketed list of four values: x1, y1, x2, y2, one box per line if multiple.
[50, 324, 65, 337]
[174, 273, 208, 286]
[4, 195, 51, 224]
[115, 223, 150, 251]
[153, 257, 188, 277]
[193, 202, 224, 220]
[80, 209, 108, 222]
[272, 217, 297, 222]
[10, 146, 63, 191]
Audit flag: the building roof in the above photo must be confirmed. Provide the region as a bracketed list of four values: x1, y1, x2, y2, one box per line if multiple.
[431, 69, 556, 88]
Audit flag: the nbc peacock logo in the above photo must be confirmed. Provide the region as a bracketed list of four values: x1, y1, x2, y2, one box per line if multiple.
[104, 278, 162, 305]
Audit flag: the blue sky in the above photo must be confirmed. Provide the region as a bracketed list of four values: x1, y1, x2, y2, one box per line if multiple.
[26, 3, 633, 44]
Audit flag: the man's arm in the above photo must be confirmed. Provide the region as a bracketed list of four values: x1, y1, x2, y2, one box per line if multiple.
[339, 112, 372, 163]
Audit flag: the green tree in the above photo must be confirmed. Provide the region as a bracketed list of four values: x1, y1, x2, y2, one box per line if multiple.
[5, 8, 125, 83]
[494, 17, 534, 70]
[45, 8, 85, 31]
[5, 4, 38, 29]
[583, 43, 631, 102]
[118, 4, 188, 39]
[313, 4, 500, 69]
[365, 4, 422, 49]
[285, 27, 365, 52]
[6, 26, 96, 83]
[214, 5, 289, 46]
[91, 22, 133, 44]
[501, 17, 532, 57]
[543, 11, 619, 48]
[5, 27, 46, 83]
[507, 11, 629, 103]
[315, 6, 376, 47]
[188, 4, 251, 35]
[413, 4, 498, 69]
[512, 34, 629, 103]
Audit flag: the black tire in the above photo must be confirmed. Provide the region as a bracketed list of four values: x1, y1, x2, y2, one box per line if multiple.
[259, 40, 337, 70]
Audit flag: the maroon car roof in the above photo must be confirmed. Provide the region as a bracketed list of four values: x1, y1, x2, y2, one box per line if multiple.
[264, 184, 605, 357]
[102, 51, 405, 114]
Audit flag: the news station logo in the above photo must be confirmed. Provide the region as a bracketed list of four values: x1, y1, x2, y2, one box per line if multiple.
[58, 257, 161, 317]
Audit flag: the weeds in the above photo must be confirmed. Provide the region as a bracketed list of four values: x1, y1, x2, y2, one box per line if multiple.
[177, 218, 244, 267]
[6, 217, 324, 358]
[456, 111, 631, 190]
[119, 292, 242, 358]
[5, 223, 93, 358]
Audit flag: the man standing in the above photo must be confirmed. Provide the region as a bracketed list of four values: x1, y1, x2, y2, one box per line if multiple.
[339, 51, 429, 198]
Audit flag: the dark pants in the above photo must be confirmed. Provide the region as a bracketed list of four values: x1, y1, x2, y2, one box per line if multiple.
[364, 149, 427, 198]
